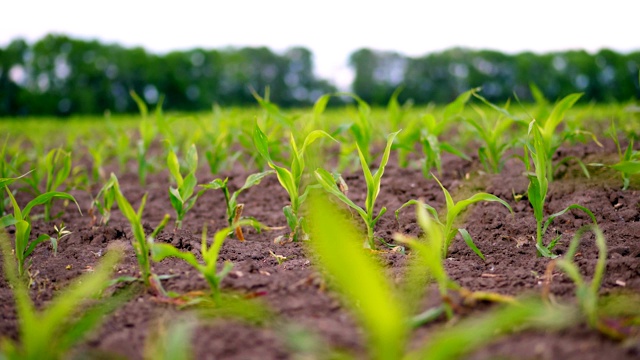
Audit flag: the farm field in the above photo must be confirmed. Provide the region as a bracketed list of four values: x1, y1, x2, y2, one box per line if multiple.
[1, 90, 639, 359]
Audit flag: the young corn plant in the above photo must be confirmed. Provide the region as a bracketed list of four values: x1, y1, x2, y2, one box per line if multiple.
[86, 140, 107, 184]
[167, 144, 205, 229]
[0, 172, 30, 217]
[418, 88, 477, 178]
[253, 123, 335, 242]
[338, 93, 375, 166]
[113, 176, 170, 293]
[2, 187, 80, 277]
[151, 222, 257, 305]
[590, 120, 640, 190]
[42, 148, 72, 221]
[550, 225, 606, 328]
[48, 223, 71, 257]
[525, 121, 598, 257]
[0, 138, 24, 216]
[396, 176, 513, 260]
[524, 93, 596, 181]
[466, 94, 523, 173]
[315, 130, 400, 249]
[307, 194, 407, 360]
[0, 231, 127, 360]
[131, 90, 159, 186]
[89, 174, 118, 226]
[201, 170, 274, 240]
[106, 118, 132, 174]
[307, 194, 572, 360]
[394, 200, 516, 321]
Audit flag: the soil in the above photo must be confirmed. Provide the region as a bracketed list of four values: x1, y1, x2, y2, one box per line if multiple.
[1, 139, 639, 359]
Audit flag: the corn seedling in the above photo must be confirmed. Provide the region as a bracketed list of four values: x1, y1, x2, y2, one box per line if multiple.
[199, 110, 239, 175]
[131, 90, 159, 186]
[2, 187, 80, 277]
[106, 118, 132, 174]
[144, 318, 195, 360]
[151, 222, 259, 305]
[406, 298, 576, 360]
[0, 172, 30, 217]
[524, 93, 599, 181]
[543, 225, 639, 340]
[590, 119, 640, 190]
[201, 170, 273, 240]
[112, 175, 170, 293]
[387, 86, 413, 132]
[48, 223, 71, 257]
[89, 174, 118, 226]
[41, 148, 72, 221]
[419, 89, 477, 178]
[467, 94, 523, 173]
[549, 225, 606, 328]
[87, 141, 106, 184]
[396, 176, 512, 259]
[394, 200, 516, 319]
[0, 138, 25, 216]
[308, 195, 569, 360]
[525, 121, 598, 257]
[336, 93, 376, 166]
[253, 123, 335, 241]
[0, 230, 127, 360]
[308, 194, 407, 360]
[167, 144, 205, 229]
[315, 130, 400, 249]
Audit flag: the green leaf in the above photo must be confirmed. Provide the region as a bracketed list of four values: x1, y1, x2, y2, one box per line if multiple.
[130, 90, 149, 118]
[23, 192, 80, 219]
[180, 173, 197, 202]
[238, 170, 275, 193]
[308, 194, 407, 360]
[409, 300, 575, 360]
[451, 192, 513, 221]
[167, 151, 183, 187]
[24, 234, 50, 258]
[201, 178, 227, 190]
[283, 205, 298, 233]
[185, 144, 198, 173]
[151, 242, 200, 268]
[314, 168, 367, 221]
[611, 161, 640, 174]
[313, 94, 331, 122]
[542, 93, 582, 140]
[527, 176, 545, 223]
[459, 228, 485, 261]
[440, 142, 470, 161]
[1, 215, 17, 228]
[253, 123, 272, 163]
[169, 187, 183, 214]
[395, 199, 440, 224]
[443, 88, 478, 121]
[300, 130, 337, 155]
[272, 165, 297, 205]
[0, 171, 31, 190]
[542, 204, 597, 235]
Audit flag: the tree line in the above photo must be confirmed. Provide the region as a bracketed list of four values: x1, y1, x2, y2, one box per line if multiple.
[1, 34, 639, 116]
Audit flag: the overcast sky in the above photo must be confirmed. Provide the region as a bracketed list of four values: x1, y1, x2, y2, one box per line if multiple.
[2, 0, 639, 88]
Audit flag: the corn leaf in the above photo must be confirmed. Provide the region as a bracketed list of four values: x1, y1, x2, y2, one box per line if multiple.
[308, 195, 407, 360]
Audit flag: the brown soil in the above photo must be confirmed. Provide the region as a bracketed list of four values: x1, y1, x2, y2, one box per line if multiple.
[1, 139, 639, 359]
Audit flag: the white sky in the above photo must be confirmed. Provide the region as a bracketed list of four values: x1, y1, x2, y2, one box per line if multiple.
[2, 0, 639, 89]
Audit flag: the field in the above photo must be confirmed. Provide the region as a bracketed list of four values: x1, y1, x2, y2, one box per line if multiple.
[1, 91, 639, 359]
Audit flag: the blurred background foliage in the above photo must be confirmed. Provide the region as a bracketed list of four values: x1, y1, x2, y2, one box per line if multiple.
[1, 34, 639, 116]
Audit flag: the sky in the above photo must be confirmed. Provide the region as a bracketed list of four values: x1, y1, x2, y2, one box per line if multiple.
[2, 0, 639, 89]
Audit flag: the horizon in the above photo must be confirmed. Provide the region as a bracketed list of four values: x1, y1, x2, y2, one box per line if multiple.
[3, 0, 640, 89]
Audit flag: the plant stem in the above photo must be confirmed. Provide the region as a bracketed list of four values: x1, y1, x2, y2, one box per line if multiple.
[536, 218, 544, 256]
